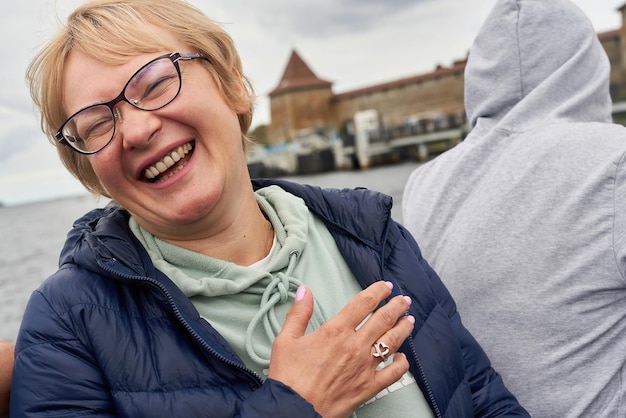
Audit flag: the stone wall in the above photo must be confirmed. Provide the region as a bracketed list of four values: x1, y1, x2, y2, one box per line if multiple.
[269, 87, 334, 143]
[331, 64, 466, 129]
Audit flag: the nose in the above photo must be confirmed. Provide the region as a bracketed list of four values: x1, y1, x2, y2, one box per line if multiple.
[115, 104, 161, 151]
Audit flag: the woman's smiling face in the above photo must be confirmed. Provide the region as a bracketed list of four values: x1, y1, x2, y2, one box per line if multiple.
[62, 29, 251, 239]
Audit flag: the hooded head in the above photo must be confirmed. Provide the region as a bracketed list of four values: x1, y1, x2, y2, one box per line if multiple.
[464, 0, 612, 132]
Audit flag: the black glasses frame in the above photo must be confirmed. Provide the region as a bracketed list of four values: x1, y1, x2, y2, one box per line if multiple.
[55, 51, 207, 155]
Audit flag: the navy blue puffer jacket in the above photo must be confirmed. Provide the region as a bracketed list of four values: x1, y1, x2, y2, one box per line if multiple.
[11, 179, 528, 417]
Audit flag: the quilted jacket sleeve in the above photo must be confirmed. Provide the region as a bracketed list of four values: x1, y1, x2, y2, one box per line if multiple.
[237, 379, 321, 418]
[11, 278, 322, 418]
[11, 289, 116, 417]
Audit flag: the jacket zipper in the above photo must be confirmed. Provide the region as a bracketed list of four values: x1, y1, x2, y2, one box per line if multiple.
[99, 258, 265, 387]
[377, 216, 442, 418]
[392, 279, 442, 418]
[408, 336, 442, 418]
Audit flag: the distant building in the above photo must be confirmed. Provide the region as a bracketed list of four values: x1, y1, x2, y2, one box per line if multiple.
[266, 3, 626, 144]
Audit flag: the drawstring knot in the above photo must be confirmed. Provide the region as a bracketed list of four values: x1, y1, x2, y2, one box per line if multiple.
[245, 251, 327, 367]
[272, 250, 299, 303]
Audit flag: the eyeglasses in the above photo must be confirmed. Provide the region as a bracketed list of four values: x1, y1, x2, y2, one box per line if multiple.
[55, 52, 207, 155]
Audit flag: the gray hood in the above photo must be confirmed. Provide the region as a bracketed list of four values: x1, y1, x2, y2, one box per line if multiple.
[465, 0, 612, 134]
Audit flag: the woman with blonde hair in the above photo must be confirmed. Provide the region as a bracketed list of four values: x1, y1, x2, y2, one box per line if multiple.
[12, 0, 528, 416]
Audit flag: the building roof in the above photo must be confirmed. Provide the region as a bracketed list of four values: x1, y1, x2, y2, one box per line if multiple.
[598, 29, 620, 41]
[269, 50, 332, 97]
[333, 59, 467, 101]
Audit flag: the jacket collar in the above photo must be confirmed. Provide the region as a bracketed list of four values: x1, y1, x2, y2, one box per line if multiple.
[252, 178, 393, 252]
[61, 179, 395, 284]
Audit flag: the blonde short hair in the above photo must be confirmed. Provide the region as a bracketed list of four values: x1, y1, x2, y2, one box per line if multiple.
[27, 0, 255, 196]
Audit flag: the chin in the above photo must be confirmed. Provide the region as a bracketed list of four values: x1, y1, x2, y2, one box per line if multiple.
[167, 192, 221, 222]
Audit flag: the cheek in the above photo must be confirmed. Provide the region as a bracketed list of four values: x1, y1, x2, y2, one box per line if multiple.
[87, 150, 124, 187]
[88, 153, 109, 176]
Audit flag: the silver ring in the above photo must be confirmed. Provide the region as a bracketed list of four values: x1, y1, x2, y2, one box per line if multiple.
[372, 341, 390, 360]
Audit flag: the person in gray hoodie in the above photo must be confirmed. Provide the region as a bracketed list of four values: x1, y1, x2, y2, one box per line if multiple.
[402, 0, 626, 417]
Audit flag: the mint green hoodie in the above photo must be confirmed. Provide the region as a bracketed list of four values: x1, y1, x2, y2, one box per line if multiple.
[131, 185, 433, 417]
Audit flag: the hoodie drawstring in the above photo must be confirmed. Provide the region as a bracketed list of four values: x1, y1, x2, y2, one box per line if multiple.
[245, 250, 327, 366]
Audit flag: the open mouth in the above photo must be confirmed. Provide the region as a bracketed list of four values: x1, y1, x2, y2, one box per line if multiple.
[142, 141, 195, 183]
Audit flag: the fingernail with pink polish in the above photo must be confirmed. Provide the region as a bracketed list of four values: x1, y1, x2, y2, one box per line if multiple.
[385, 281, 393, 290]
[404, 296, 412, 306]
[407, 315, 415, 324]
[295, 285, 306, 301]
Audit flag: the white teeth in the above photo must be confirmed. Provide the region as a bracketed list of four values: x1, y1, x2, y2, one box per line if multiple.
[144, 142, 193, 180]
[163, 156, 175, 168]
[155, 162, 168, 172]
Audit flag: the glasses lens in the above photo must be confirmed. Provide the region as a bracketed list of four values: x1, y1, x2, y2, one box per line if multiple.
[125, 56, 181, 111]
[62, 105, 115, 153]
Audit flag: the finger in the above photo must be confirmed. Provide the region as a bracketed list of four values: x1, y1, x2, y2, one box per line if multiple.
[359, 294, 412, 341]
[373, 352, 410, 389]
[279, 286, 314, 340]
[371, 315, 415, 362]
[337, 281, 394, 329]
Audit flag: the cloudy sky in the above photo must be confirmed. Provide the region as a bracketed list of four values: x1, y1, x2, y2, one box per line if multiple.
[0, 0, 623, 206]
